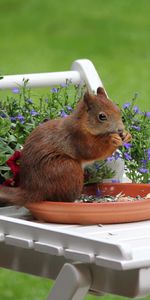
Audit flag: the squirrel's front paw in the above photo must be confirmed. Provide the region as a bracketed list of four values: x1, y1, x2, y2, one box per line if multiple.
[122, 131, 132, 143]
[109, 133, 123, 148]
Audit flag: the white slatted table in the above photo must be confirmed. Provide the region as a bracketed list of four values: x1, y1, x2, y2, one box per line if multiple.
[1, 206, 150, 299]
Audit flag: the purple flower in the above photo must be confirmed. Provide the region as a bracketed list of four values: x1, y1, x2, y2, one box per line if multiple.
[10, 116, 16, 122]
[66, 105, 73, 111]
[95, 163, 100, 170]
[16, 114, 25, 124]
[61, 83, 67, 87]
[51, 87, 59, 93]
[147, 149, 150, 160]
[26, 98, 33, 104]
[145, 112, 150, 117]
[133, 105, 140, 114]
[96, 188, 102, 197]
[124, 152, 132, 160]
[30, 109, 39, 116]
[123, 142, 132, 149]
[131, 125, 141, 131]
[141, 159, 148, 164]
[12, 87, 20, 94]
[138, 167, 148, 174]
[60, 111, 68, 118]
[112, 179, 120, 183]
[0, 112, 6, 118]
[106, 153, 121, 161]
[114, 152, 121, 160]
[123, 102, 131, 109]
[106, 156, 114, 162]
[144, 149, 150, 160]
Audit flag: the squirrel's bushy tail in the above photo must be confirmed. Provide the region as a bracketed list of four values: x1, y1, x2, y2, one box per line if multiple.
[0, 187, 29, 206]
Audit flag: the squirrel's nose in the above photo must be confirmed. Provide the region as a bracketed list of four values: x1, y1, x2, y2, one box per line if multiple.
[118, 129, 123, 134]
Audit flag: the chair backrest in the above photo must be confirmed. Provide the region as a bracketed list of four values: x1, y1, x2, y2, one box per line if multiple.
[0, 59, 104, 93]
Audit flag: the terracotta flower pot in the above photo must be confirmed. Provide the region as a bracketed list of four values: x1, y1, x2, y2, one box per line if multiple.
[26, 183, 150, 225]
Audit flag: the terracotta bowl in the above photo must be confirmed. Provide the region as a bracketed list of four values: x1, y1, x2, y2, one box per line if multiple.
[26, 183, 150, 225]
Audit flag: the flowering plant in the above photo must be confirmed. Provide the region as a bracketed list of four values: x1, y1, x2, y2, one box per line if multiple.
[120, 94, 150, 183]
[0, 83, 149, 185]
[0, 81, 84, 182]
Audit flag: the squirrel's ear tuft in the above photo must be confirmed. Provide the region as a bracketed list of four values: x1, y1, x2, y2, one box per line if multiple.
[83, 91, 94, 109]
[97, 87, 107, 97]
[84, 91, 90, 100]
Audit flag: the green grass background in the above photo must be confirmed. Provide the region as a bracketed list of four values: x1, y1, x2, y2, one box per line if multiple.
[0, 0, 150, 109]
[0, 0, 150, 299]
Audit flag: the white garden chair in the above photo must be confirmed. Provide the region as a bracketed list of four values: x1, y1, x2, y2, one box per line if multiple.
[0, 59, 150, 300]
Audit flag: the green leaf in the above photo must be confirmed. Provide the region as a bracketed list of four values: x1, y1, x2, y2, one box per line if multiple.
[0, 166, 10, 171]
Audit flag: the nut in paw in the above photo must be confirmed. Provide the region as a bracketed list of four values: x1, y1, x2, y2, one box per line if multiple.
[122, 132, 132, 143]
[110, 133, 123, 147]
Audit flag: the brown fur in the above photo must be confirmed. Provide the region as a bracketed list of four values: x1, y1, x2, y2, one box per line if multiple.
[0, 87, 131, 205]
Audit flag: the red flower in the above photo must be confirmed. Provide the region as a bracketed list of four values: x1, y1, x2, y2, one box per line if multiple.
[2, 178, 15, 187]
[7, 150, 21, 175]
[2, 151, 21, 187]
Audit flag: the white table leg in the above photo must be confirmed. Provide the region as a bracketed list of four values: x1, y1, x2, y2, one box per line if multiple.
[47, 263, 92, 300]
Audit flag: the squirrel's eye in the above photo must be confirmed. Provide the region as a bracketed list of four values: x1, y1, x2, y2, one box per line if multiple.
[98, 112, 107, 121]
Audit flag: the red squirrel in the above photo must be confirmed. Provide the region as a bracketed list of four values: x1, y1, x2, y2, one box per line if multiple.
[0, 87, 131, 205]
